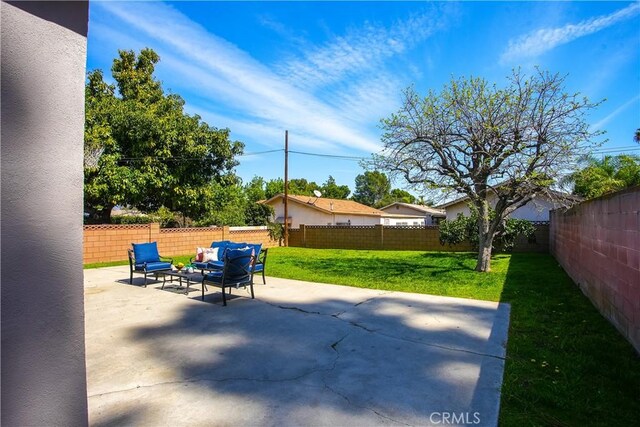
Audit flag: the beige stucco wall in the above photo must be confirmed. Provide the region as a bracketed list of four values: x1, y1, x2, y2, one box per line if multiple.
[444, 194, 556, 221]
[270, 200, 383, 227]
[269, 200, 427, 227]
[1, 2, 89, 425]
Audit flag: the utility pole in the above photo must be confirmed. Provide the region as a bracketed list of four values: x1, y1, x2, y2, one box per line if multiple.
[283, 130, 289, 247]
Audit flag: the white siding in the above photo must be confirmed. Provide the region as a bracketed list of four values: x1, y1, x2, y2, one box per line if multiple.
[444, 194, 556, 221]
[383, 216, 426, 226]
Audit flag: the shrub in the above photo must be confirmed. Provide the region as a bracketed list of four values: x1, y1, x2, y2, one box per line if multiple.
[439, 207, 535, 252]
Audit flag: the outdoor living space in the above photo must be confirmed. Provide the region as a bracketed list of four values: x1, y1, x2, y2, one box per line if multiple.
[85, 265, 509, 426]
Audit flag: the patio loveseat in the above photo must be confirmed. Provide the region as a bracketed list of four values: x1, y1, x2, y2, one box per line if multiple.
[191, 241, 268, 284]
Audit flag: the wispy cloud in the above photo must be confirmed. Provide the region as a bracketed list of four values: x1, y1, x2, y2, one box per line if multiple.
[590, 94, 640, 132]
[279, 11, 445, 91]
[500, 3, 640, 64]
[95, 1, 383, 153]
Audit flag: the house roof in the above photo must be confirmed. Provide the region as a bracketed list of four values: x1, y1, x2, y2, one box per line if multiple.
[379, 202, 446, 216]
[262, 194, 385, 217]
[436, 186, 583, 209]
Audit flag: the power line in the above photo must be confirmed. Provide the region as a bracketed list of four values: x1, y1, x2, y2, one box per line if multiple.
[590, 146, 640, 154]
[289, 150, 367, 161]
[240, 149, 283, 157]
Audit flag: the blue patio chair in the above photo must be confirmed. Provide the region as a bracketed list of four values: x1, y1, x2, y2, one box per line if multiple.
[201, 247, 256, 305]
[253, 247, 268, 285]
[128, 242, 173, 287]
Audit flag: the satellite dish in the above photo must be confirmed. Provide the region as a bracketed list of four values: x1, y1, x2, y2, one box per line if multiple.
[313, 190, 322, 198]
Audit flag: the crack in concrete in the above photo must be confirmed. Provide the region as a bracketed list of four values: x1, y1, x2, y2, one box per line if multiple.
[353, 291, 394, 307]
[275, 305, 323, 315]
[330, 334, 348, 352]
[337, 316, 506, 361]
[321, 383, 412, 426]
[89, 335, 348, 400]
[261, 297, 505, 361]
[321, 333, 411, 426]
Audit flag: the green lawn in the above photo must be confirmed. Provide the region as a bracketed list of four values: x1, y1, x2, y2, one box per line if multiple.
[266, 247, 640, 426]
[85, 247, 639, 424]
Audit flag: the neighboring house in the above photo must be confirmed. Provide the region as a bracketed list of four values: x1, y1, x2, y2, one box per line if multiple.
[262, 194, 425, 227]
[379, 202, 446, 226]
[437, 190, 581, 222]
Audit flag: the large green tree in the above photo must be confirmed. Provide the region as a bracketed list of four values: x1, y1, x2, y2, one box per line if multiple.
[377, 69, 601, 272]
[84, 48, 243, 223]
[568, 154, 640, 199]
[289, 178, 321, 196]
[380, 188, 416, 206]
[243, 176, 274, 225]
[352, 170, 391, 207]
[320, 176, 351, 199]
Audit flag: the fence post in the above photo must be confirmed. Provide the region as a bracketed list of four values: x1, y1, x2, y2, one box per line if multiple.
[222, 225, 229, 241]
[300, 224, 306, 247]
[376, 224, 384, 249]
[149, 223, 160, 243]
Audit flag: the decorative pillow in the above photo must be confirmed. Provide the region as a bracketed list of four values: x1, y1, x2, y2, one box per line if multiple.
[195, 247, 208, 262]
[203, 247, 219, 263]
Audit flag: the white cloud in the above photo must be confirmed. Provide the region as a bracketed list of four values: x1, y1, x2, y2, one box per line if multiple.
[279, 11, 443, 91]
[95, 1, 383, 153]
[500, 3, 640, 64]
[590, 94, 640, 132]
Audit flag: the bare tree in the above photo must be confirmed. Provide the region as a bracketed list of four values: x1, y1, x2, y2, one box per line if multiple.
[376, 69, 603, 272]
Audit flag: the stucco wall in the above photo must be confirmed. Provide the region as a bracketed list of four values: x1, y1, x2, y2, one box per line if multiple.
[1, 2, 89, 425]
[444, 194, 557, 221]
[271, 201, 383, 227]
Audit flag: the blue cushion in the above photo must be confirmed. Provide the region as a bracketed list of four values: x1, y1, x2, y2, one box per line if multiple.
[211, 240, 231, 248]
[253, 264, 264, 272]
[192, 261, 208, 270]
[225, 247, 255, 281]
[133, 242, 160, 264]
[206, 260, 224, 270]
[144, 261, 172, 272]
[203, 270, 223, 284]
[210, 241, 231, 260]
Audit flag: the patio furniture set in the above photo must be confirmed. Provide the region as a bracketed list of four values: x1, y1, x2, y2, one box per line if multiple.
[127, 241, 268, 306]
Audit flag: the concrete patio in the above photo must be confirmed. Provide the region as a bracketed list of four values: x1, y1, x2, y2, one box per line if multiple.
[85, 266, 510, 426]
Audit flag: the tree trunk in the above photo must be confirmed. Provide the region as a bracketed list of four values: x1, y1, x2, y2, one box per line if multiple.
[475, 200, 494, 272]
[100, 206, 113, 224]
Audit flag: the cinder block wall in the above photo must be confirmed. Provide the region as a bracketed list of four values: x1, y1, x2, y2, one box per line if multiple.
[229, 229, 279, 249]
[383, 226, 472, 251]
[158, 226, 225, 256]
[83, 224, 152, 263]
[550, 186, 640, 353]
[292, 225, 474, 251]
[510, 223, 549, 253]
[288, 228, 303, 246]
[83, 224, 278, 263]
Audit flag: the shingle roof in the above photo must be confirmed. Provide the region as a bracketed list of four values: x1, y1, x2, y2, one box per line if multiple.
[436, 187, 583, 209]
[379, 202, 445, 216]
[263, 194, 385, 216]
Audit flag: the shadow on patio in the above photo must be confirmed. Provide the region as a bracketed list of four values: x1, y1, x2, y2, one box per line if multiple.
[85, 267, 509, 426]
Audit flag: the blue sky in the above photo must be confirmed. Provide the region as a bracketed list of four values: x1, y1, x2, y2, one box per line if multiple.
[87, 1, 640, 194]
